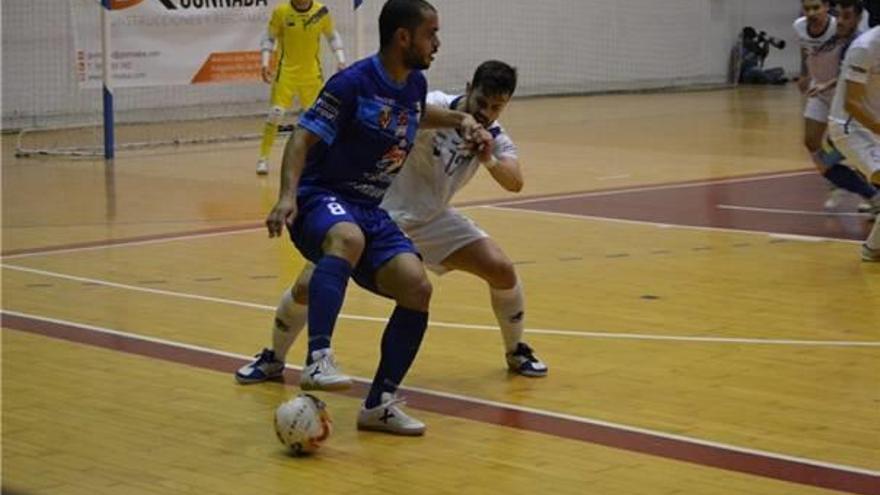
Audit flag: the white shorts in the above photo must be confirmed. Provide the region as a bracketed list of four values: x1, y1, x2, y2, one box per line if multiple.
[397, 208, 488, 275]
[803, 96, 831, 122]
[829, 120, 880, 183]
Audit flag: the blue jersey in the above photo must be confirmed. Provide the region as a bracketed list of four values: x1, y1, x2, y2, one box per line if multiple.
[297, 55, 428, 206]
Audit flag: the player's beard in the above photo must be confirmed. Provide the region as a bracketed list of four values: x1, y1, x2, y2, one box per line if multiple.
[404, 46, 431, 71]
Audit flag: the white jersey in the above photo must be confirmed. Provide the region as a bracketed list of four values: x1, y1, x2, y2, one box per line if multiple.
[794, 15, 837, 54]
[830, 26, 880, 125]
[795, 16, 841, 97]
[381, 91, 518, 227]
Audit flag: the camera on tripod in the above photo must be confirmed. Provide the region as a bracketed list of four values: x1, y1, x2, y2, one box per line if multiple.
[755, 30, 787, 51]
[734, 26, 789, 85]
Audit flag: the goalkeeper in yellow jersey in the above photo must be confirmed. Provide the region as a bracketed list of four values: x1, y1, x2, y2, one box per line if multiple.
[256, 0, 346, 175]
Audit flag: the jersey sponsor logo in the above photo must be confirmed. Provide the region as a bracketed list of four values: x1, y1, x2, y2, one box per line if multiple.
[377, 144, 408, 175]
[313, 92, 342, 121]
[378, 106, 393, 129]
[157, 0, 268, 10]
[395, 111, 409, 137]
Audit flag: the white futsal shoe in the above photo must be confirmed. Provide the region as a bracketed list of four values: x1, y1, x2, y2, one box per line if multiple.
[300, 348, 353, 391]
[357, 392, 426, 436]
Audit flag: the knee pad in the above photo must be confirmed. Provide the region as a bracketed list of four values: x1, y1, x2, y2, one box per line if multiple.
[266, 106, 285, 125]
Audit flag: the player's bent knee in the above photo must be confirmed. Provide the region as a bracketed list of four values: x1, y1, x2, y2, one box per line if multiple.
[396, 277, 432, 310]
[292, 281, 310, 305]
[292, 264, 314, 304]
[484, 258, 517, 289]
[323, 226, 365, 262]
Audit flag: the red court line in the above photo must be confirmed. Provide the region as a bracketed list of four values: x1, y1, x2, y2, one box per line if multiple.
[0, 222, 262, 258]
[1, 170, 812, 259]
[2, 311, 877, 495]
[500, 172, 871, 241]
[455, 168, 813, 208]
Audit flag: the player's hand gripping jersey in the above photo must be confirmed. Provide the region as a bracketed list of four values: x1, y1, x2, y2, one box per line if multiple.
[381, 91, 517, 226]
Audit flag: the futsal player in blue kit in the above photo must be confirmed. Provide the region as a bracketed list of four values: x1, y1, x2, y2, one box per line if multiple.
[264, 0, 483, 436]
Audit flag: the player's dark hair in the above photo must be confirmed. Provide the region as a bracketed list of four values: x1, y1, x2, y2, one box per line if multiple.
[835, 0, 864, 14]
[379, 0, 436, 51]
[471, 60, 518, 97]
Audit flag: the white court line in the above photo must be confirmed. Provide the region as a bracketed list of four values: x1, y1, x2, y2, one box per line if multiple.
[3, 263, 878, 348]
[718, 204, 872, 218]
[1, 171, 814, 261]
[488, 170, 815, 207]
[1, 226, 264, 261]
[483, 205, 863, 244]
[3, 308, 878, 478]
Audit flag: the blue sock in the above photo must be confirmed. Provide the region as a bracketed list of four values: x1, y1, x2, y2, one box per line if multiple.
[306, 255, 352, 362]
[365, 306, 428, 408]
[823, 164, 878, 200]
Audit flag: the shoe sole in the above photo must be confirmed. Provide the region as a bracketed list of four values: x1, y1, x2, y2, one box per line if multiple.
[235, 372, 283, 385]
[508, 367, 548, 378]
[356, 423, 425, 436]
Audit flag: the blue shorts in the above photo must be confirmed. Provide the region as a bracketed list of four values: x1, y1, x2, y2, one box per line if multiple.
[289, 187, 418, 296]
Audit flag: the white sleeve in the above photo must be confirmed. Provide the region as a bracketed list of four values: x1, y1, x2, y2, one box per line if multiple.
[843, 46, 871, 84]
[492, 125, 518, 159]
[793, 18, 806, 45]
[260, 30, 275, 67]
[426, 91, 453, 108]
[324, 30, 345, 65]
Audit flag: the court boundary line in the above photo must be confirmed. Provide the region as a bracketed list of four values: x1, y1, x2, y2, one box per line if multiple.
[1, 223, 263, 260]
[467, 170, 816, 208]
[717, 204, 873, 218]
[2, 310, 877, 495]
[1, 169, 818, 260]
[4, 263, 878, 347]
[483, 205, 864, 245]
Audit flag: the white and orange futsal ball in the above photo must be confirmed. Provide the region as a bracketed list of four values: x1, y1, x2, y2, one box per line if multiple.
[274, 394, 332, 455]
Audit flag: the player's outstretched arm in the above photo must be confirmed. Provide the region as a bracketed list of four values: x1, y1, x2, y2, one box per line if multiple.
[844, 80, 880, 134]
[266, 130, 320, 238]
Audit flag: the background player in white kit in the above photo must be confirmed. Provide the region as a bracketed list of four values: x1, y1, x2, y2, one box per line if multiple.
[237, 60, 549, 384]
[796, 0, 879, 210]
[828, 25, 880, 261]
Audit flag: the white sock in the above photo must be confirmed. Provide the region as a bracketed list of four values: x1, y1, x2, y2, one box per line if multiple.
[490, 281, 525, 353]
[271, 289, 307, 362]
[867, 216, 880, 250]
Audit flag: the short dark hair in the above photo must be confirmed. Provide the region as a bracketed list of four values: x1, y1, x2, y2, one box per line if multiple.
[379, 0, 436, 51]
[835, 0, 864, 13]
[471, 60, 518, 97]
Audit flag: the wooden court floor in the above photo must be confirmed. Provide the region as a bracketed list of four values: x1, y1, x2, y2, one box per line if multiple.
[2, 86, 879, 495]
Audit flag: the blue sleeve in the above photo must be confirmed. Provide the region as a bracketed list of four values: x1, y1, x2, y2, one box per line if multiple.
[298, 72, 357, 145]
[418, 72, 428, 118]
